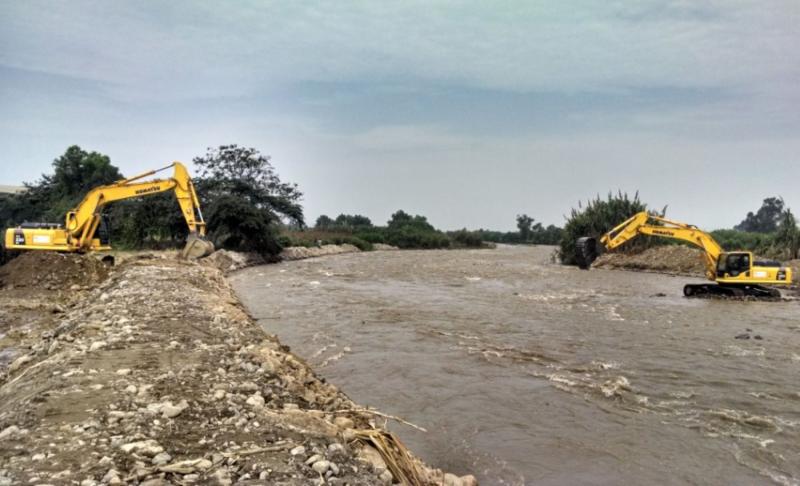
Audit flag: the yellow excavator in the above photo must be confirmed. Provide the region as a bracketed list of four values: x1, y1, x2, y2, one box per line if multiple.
[2, 162, 215, 261]
[576, 211, 792, 298]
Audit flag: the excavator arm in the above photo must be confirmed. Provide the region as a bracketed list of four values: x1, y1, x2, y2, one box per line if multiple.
[66, 162, 206, 251]
[594, 212, 722, 279]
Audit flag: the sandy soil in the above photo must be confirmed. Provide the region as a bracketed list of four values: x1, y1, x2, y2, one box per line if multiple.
[0, 252, 474, 486]
[592, 245, 707, 276]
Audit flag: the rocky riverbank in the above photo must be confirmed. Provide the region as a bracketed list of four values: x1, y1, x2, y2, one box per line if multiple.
[0, 251, 474, 485]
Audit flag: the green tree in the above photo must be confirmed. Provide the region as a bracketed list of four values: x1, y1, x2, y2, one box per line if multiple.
[735, 197, 785, 233]
[774, 209, 799, 259]
[0, 146, 123, 231]
[315, 214, 334, 229]
[516, 214, 534, 242]
[194, 144, 303, 255]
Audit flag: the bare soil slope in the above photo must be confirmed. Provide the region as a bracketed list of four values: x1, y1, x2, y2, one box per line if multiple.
[592, 245, 706, 276]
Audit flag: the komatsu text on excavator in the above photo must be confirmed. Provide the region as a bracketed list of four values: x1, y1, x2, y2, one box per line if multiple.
[575, 212, 792, 298]
[3, 162, 215, 260]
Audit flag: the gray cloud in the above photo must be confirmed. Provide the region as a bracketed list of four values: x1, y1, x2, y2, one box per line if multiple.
[1, 1, 798, 230]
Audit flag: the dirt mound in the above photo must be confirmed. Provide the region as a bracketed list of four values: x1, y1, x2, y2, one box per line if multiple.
[0, 252, 109, 291]
[593, 245, 706, 276]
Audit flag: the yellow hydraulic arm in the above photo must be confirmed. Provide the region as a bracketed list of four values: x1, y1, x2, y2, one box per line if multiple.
[65, 162, 206, 251]
[599, 212, 722, 280]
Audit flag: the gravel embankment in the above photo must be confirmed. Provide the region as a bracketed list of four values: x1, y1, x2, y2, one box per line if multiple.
[0, 252, 474, 485]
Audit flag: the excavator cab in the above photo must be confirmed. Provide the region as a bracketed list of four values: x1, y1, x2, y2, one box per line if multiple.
[716, 252, 751, 278]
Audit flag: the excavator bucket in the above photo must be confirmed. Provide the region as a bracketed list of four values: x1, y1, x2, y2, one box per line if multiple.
[182, 233, 215, 259]
[575, 237, 598, 270]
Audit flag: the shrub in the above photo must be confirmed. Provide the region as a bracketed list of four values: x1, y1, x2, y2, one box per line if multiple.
[560, 191, 654, 265]
[449, 229, 484, 248]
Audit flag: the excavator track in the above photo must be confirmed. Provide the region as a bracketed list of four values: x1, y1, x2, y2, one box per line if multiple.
[683, 283, 781, 299]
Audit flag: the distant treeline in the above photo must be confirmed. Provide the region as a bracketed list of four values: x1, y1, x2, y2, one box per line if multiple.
[283, 212, 564, 251]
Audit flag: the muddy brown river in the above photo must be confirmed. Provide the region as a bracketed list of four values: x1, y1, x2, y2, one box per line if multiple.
[230, 246, 800, 485]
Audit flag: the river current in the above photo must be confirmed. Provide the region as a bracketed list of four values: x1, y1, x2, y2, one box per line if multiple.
[230, 245, 800, 485]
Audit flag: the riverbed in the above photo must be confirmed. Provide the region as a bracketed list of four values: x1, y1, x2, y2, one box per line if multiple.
[230, 245, 800, 485]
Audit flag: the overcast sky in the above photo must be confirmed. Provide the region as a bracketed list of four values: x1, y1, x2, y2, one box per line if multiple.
[1, 1, 798, 230]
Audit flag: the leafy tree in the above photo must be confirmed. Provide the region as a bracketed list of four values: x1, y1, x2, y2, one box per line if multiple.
[516, 214, 534, 242]
[333, 214, 372, 230]
[315, 214, 334, 229]
[774, 209, 799, 259]
[3, 146, 123, 226]
[194, 145, 303, 255]
[735, 197, 785, 233]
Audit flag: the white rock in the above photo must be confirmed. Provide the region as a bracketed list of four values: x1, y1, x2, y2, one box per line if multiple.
[444, 473, 462, 486]
[119, 439, 164, 457]
[460, 474, 479, 486]
[124, 385, 138, 394]
[333, 417, 354, 430]
[98, 456, 113, 466]
[0, 426, 20, 440]
[151, 452, 172, 466]
[213, 389, 227, 400]
[158, 458, 212, 473]
[290, 445, 306, 456]
[101, 468, 121, 485]
[116, 369, 131, 376]
[89, 341, 107, 352]
[379, 469, 393, 484]
[305, 454, 323, 466]
[328, 443, 345, 455]
[245, 393, 265, 409]
[210, 469, 232, 486]
[147, 400, 189, 418]
[312, 460, 331, 474]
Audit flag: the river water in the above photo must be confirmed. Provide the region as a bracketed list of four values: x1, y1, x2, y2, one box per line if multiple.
[230, 246, 800, 485]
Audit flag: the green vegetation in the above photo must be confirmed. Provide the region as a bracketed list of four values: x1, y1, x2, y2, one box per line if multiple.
[293, 210, 455, 250]
[472, 214, 563, 245]
[0, 146, 122, 230]
[734, 197, 785, 233]
[560, 191, 655, 266]
[715, 198, 799, 259]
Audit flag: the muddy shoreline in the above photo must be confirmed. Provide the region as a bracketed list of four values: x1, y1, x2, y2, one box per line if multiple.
[0, 250, 473, 486]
